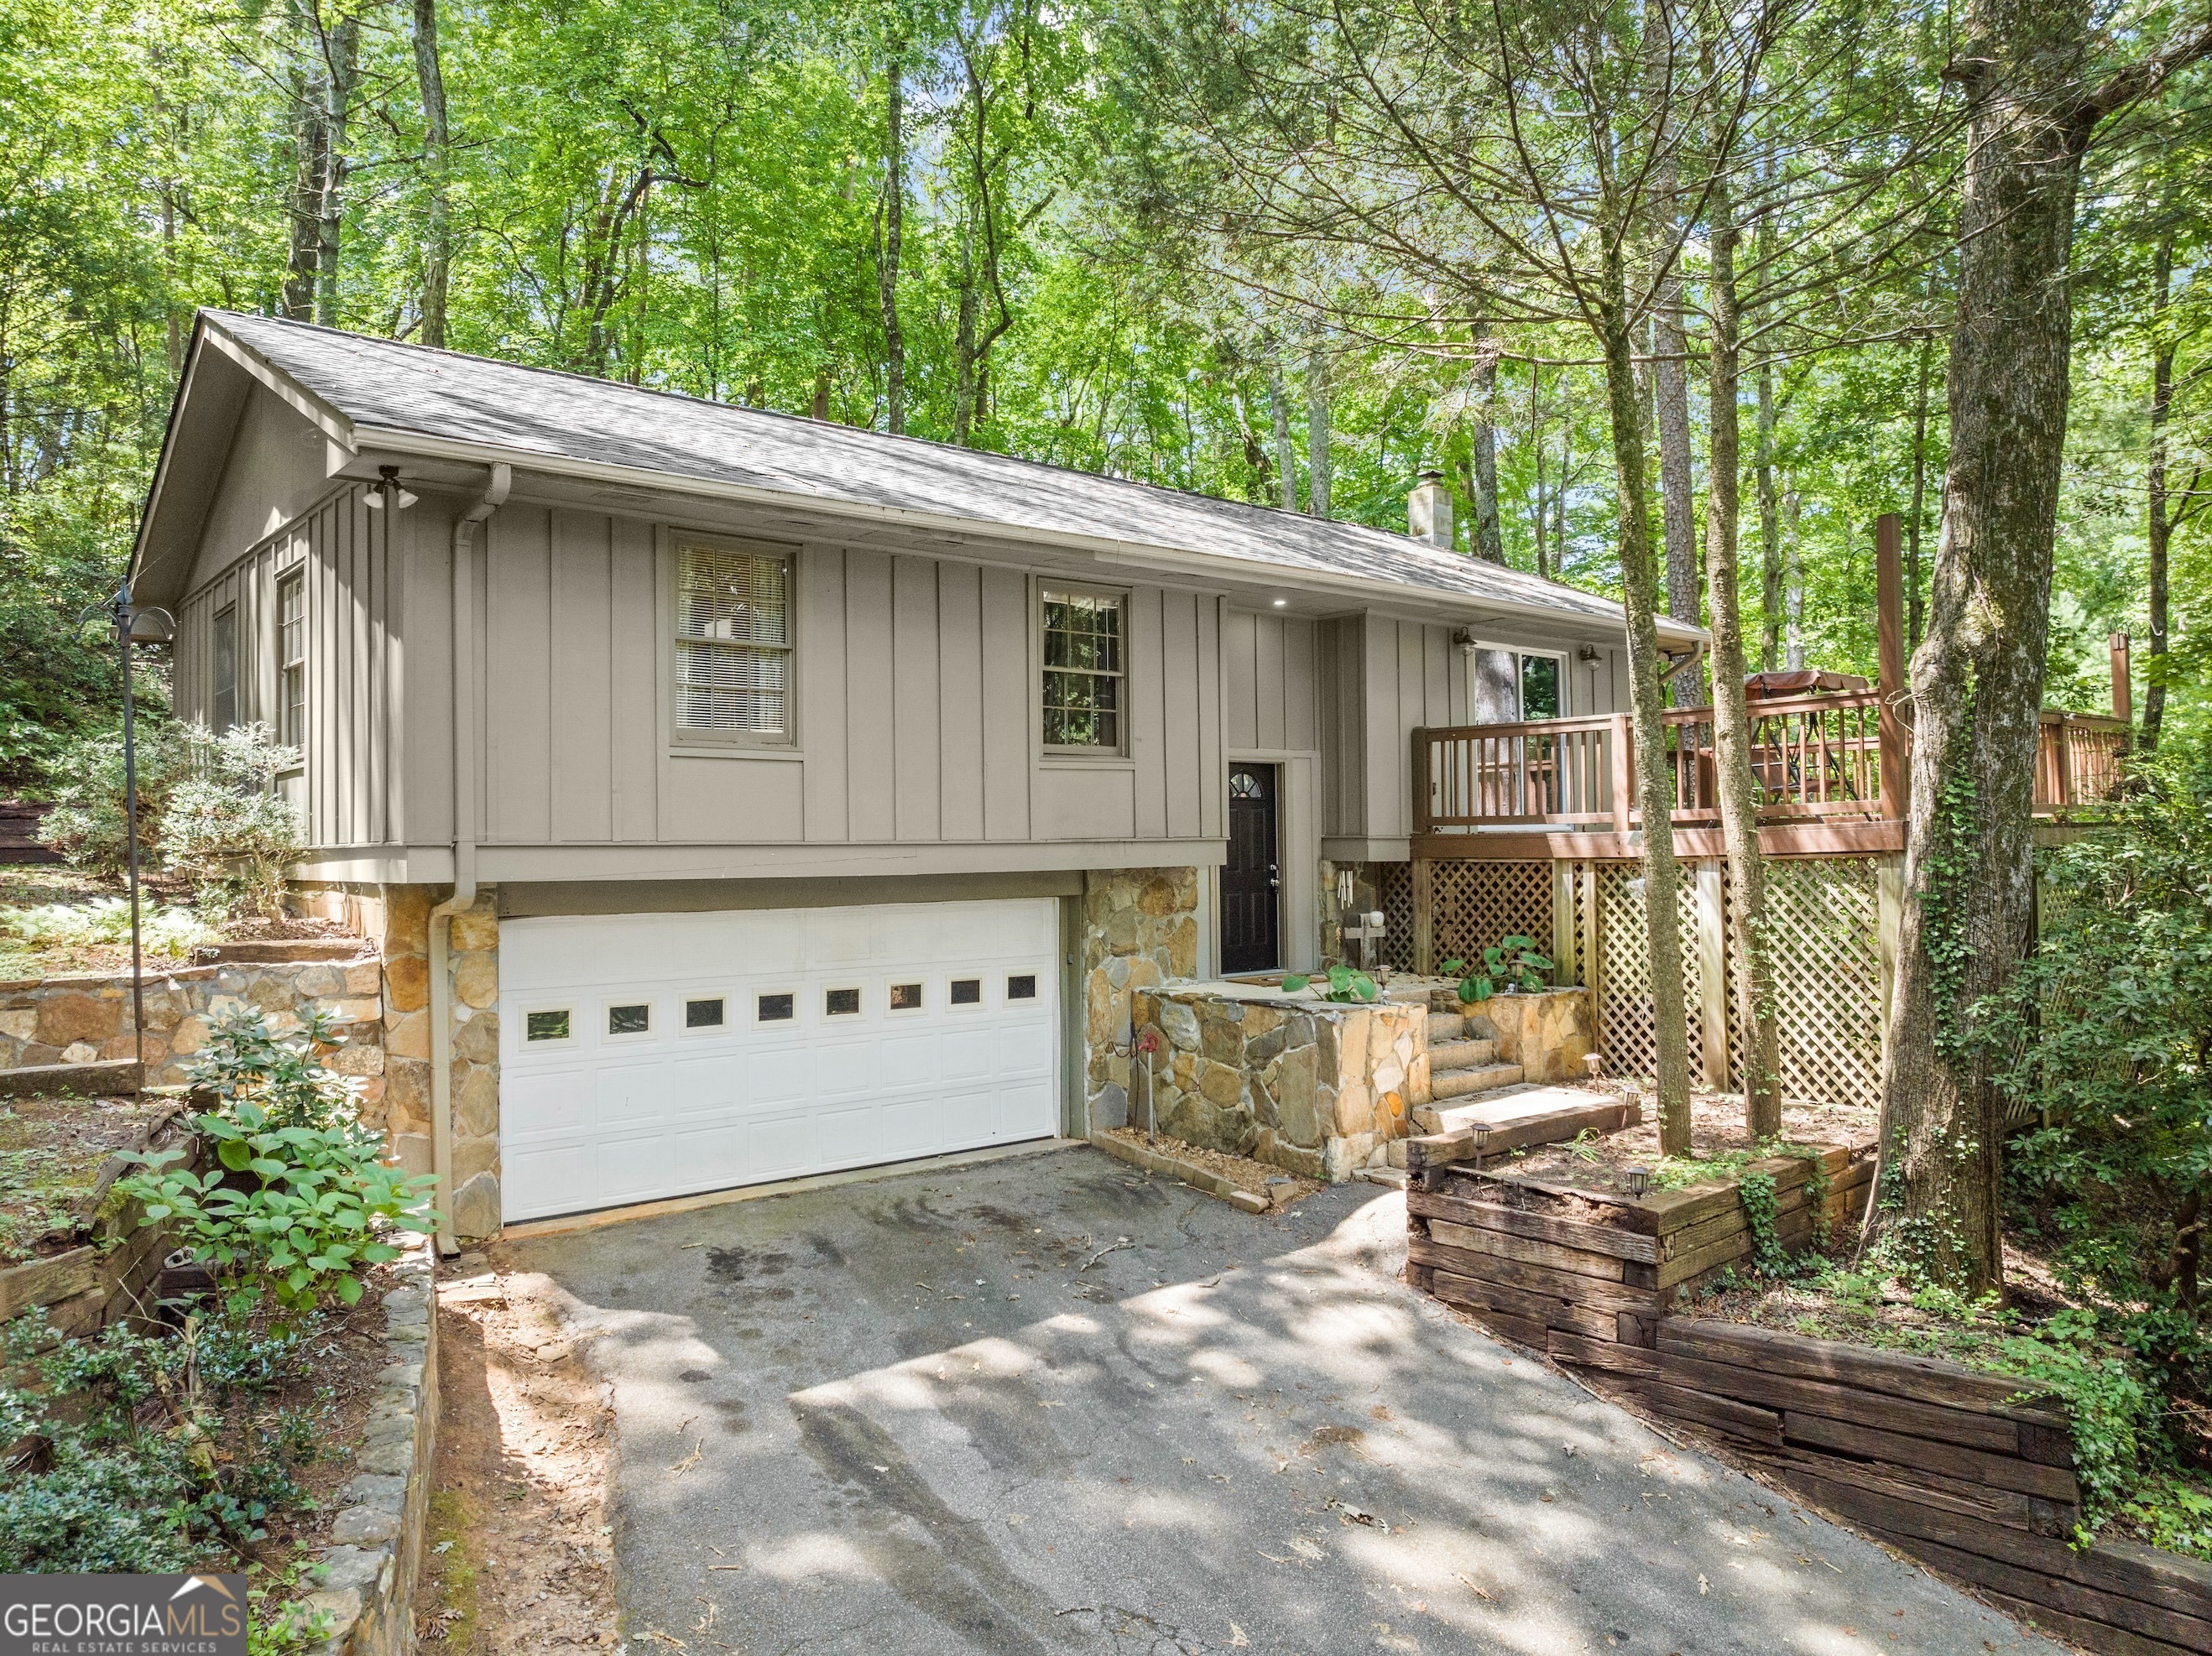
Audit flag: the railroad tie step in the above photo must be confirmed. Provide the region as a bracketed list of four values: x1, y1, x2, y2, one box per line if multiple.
[1428, 1063, 1527, 1101]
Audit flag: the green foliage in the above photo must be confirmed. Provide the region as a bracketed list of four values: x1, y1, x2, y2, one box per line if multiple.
[1986, 735, 2212, 1395]
[0, 1308, 327, 1573]
[37, 718, 190, 877]
[1281, 963, 1380, 1002]
[120, 1007, 434, 1316]
[184, 1007, 362, 1130]
[0, 895, 217, 958]
[1442, 937, 1552, 1002]
[161, 722, 305, 919]
[2120, 1474, 2212, 1562]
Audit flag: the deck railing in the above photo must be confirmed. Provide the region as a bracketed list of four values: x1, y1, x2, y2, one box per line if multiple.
[1416, 690, 2130, 835]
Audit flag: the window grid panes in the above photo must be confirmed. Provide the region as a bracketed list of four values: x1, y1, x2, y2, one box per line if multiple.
[212, 605, 238, 733]
[277, 572, 306, 751]
[1041, 590, 1124, 750]
[676, 542, 791, 738]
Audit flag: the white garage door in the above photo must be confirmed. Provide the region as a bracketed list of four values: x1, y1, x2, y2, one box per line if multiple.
[498, 898, 1062, 1221]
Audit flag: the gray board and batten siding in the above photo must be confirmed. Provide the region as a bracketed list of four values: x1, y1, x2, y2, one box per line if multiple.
[151, 311, 1651, 888]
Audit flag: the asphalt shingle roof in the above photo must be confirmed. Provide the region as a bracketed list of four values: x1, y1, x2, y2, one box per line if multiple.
[207, 310, 1636, 629]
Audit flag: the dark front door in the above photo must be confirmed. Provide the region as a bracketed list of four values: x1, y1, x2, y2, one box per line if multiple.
[1222, 765, 1281, 973]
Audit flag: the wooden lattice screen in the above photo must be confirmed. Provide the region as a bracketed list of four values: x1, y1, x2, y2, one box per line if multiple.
[1594, 862, 1709, 1083]
[1590, 856, 1884, 1107]
[1432, 861, 1554, 965]
[1761, 858, 1885, 1107]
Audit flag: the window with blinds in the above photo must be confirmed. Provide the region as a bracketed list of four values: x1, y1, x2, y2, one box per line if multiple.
[276, 571, 306, 751]
[675, 541, 792, 740]
[1041, 588, 1124, 751]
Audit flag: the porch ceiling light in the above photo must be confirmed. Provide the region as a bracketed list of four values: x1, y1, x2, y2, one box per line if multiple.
[1272, 597, 1288, 607]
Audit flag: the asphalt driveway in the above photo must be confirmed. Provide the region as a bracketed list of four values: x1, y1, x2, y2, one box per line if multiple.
[503, 1144, 2064, 1655]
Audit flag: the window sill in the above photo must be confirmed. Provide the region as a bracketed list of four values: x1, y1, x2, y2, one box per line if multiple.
[1040, 753, 1136, 771]
[669, 743, 805, 762]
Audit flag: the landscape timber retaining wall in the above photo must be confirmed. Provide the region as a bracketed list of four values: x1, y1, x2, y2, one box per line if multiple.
[1632, 1320, 2212, 1656]
[0, 1108, 197, 1338]
[1404, 1144, 1876, 1373]
[301, 1230, 438, 1655]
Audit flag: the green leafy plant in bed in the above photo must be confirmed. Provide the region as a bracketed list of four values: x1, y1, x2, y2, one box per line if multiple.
[1281, 962, 1380, 1002]
[118, 1008, 436, 1318]
[1646, 1138, 1834, 1277]
[1441, 937, 1552, 1002]
[0, 1306, 331, 1573]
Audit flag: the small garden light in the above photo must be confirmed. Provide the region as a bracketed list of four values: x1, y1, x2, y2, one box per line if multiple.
[1625, 1167, 1654, 1199]
[1470, 1120, 1493, 1173]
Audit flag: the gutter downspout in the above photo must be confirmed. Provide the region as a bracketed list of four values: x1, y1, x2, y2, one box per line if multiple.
[430, 462, 509, 1256]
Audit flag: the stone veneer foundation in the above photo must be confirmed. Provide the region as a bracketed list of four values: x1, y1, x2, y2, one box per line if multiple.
[1129, 982, 1430, 1181]
[1082, 867, 1199, 1132]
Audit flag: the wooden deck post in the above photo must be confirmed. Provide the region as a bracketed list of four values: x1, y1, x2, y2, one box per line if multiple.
[1609, 713, 1634, 834]
[1694, 859, 1730, 1090]
[1411, 858, 1436, 976]
[2110, 632, 2132, 727]
[1875, 513, 1908, 819]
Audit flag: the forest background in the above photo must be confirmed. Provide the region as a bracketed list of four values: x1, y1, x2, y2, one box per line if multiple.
[0, 0, 2203, 778]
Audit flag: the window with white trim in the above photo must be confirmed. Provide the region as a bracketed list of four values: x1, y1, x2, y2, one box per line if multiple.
[675, 539, 792, 740]
[212, 604, 238, 733]
[1041, 587, 1124, 751]
[276, 570, 307, 751]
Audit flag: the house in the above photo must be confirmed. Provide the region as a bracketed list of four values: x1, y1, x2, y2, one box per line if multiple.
[129, 310, 1699, 1244]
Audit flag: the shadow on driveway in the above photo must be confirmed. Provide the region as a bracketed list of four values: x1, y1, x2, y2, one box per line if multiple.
[503, 1144, 2063, 1655]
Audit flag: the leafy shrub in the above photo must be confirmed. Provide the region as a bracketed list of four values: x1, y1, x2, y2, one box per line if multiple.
[0, 895, 218, 957]
[0, 1310, 323, 1573]
[38, 718, 190, 876]
[1442, 936, 1553, 1002]
[1985, 734, 2212, 1392]
[120, 1007, 434, 1315]
[185, 1005, 360, 1130]
[1281, 962, 1380, 1002]
[161, 722, 305, 919]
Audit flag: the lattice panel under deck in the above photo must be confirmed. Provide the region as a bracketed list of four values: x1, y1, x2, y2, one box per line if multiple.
[1432, 861, 1554, 966]
[1763, 857, 1883, 1107]
[1594, 862, 1706, 1085]
[1381, 862, 1414, 969]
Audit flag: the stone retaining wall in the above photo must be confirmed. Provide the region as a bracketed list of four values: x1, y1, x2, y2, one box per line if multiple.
[0, 959, 384, 1099]
[0, 1111, 197, 1336]
[301, 1230, 438, 1654]
[1130, 984, 1428, 1181]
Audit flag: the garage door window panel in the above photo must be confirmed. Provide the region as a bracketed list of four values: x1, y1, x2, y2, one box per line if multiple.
[675, 539, 793, 743]
[683, 996, 728, 1034]
[755, 991, 796, 1024]
[524, 1008, 574, 1046]
[605, 1002, 653, 1041]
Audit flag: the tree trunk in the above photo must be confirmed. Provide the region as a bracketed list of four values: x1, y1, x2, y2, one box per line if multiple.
[315, 13, 356, 326]
[1601, 242, 1695, 1153]
[1270, 346, 1296, 510]
[283, 6, 326, 323]
[2144, 232, 2174, 752]
[1757, 356, 1782, 670]
[1703, 169, 1782, 1138]
[1531, 361, 1551, 580]
[954, 232, 980, 447]
[1307, 339, 1331, 518]
[1471, 339, 1505, 563]
[1871, 0, 2109, 1297]
[412, 0, 451, 347]
[1784, 483, 1805, 669]
[878, 50, 906, 435]
[1907, 334, 1935, 652]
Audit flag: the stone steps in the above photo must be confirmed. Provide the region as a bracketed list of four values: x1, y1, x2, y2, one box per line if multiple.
[1429, 1038, 1498, 1070]
[1430, 1062, 1526, 1101]
[1425, 1012, 1468, 1043]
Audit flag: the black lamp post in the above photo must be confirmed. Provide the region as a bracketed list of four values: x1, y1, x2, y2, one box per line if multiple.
[82, 584, 173, 1086]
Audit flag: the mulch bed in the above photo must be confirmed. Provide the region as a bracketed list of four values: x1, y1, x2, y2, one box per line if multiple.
[0, 1094, 168, 1264]
[1494, 1091, 1878, 1198]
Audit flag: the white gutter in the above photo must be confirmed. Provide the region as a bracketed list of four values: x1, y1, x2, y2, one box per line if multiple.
[351, 424, 1710, 648]
[428, 461, 509, 1255]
